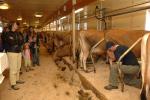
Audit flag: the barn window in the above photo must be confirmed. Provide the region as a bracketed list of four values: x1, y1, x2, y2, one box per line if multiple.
[83, 22, 87, 30]
[77, 23, 80, 30]
[145, 9, 150, 31]
[0, 21, 3, 33]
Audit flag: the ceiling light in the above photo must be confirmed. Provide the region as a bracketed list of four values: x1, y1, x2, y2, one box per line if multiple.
[35, 14, 43, 18]
[17, 16, 22, 21]
[0, 3, 9, 10]
[75, 8, 84, 14]
[23, 22, 27, 25]
[35, 12, 43, 18]
[60, 16, 66, 20]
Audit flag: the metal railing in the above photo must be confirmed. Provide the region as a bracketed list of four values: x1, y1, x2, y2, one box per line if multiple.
[116, 37, 143, 92]
[90, 38, 105, 73]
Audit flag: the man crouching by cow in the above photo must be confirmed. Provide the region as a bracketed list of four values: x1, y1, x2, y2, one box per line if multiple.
[104, 41, 141, 90]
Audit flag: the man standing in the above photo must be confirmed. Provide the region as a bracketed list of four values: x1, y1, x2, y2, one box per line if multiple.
[6, 22, 25, 90]
[104, 41, 141, 90]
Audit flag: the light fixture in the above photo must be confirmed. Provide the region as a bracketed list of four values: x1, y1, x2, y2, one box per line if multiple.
[35, 12, 43, 18]
[0, 3, 9, 10]
[23, 22, 27, 25]
[17, 16, 22, 21]
[60, 16, 66, 20]
[35, 14, 43, 18]
[0, 21, 3, 33]
[75, 8, 84, 14]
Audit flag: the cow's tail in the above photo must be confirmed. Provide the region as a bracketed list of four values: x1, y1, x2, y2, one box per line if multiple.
[140, 84, 147, 100]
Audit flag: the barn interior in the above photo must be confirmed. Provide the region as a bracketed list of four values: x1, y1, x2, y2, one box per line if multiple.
[0, 0, 150, 100]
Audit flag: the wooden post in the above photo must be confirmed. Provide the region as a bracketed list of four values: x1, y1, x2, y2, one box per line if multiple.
[72, 8, 76, 61]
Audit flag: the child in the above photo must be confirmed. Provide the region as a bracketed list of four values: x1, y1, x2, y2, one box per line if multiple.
[23, 42, 34, 72]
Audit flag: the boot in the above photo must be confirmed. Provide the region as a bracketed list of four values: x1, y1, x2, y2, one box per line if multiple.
[11, 85, 19, 90]
[16, 80, 25, 84]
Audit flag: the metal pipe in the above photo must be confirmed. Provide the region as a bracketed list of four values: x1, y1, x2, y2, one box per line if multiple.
[106, 5, 150, 17]
[80, 3, 150, 21]
[118, 37, 143, 63]
[91, 38, 104, 50]
[72, 8, 76, 61]
[105, 1, 150, 13]
[90, 38, 105, 73]
[117, 37, 143, 92]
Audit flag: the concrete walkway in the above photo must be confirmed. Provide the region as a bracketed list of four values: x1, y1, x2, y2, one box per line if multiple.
[0, 45, 79, 100]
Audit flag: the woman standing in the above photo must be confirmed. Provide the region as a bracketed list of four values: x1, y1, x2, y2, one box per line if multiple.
[28, 26, 40, 66]
[6, 22, 25, 90]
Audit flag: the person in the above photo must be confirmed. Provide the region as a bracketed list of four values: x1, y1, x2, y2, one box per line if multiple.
[17, 28, 25, 75]
[1, 26, 10, 52]
[6, 21, 25, 90]
[23, 42, 34, 72]
[0, 33, 3, 52]
[104, 41, 141, 90]
[28, 26, 40, 66]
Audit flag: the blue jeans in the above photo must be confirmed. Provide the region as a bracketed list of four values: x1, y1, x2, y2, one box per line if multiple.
[32, 47, 40, 65]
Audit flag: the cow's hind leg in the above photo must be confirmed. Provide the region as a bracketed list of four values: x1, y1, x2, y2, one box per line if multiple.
[79, 49, 83, 69]
[146, 84, 149, 99]
[83, 51, 89, 72]
[141, 84, 148, 100]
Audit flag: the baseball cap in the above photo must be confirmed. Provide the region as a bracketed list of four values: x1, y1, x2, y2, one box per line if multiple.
[106, 41, 115, 50]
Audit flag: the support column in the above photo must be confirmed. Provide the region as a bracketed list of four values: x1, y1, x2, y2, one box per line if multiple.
[99, 0, 103, 30]
[68, 15, 70, 31]
[56, 20, 57, 31]
[72, 8, 76, 61]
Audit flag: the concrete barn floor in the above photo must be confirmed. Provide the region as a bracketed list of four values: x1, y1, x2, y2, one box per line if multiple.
[0, 45, 79, 100]
[79, 61, 141, 100]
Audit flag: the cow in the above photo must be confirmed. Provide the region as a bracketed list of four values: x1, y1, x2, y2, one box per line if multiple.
[140, 33, 150, 100]
[79, 29, 147, 72]
[53, 31, 72, 49]
[45, 31, 72, 54]
[52, 31, 72, 66]
[53, 45, 72, 62]
[79, 29, 105, 72]
[45, 32, 55, 53]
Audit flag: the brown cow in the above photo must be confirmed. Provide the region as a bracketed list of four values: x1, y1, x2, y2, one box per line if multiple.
[44, 31, 55, 53]
[79, 29, 105, 71]
[140, 33, 150, 100]
[105, 29, 146, 57]
[53, 45, 72, 63]
[53, 31, 72, 49]
[79, 29, 148, 72]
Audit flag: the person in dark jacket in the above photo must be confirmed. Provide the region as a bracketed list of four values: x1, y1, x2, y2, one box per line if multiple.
[0, 33, 3, 52]
[104, 41, 141, 90]
[6, 21, 25, 90]
[1, 26, 9, 52]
